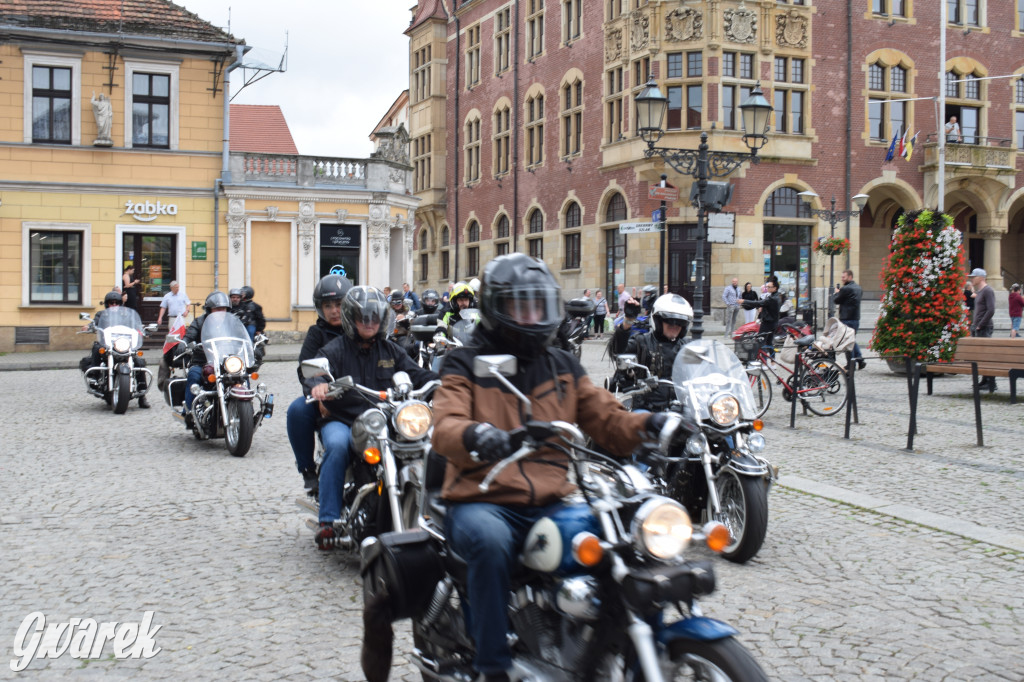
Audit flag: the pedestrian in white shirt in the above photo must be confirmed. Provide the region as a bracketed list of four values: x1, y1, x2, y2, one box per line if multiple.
[156, 281, 190, 329]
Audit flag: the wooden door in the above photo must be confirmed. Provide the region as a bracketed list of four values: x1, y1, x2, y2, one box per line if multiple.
[250, 222, 291, 320]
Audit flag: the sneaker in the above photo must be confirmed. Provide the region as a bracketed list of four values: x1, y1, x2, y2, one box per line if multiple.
[138, 394, 151, 409]
[856, 358, 867, 371]
[302, 469, 319, 494]
[315, 523, 337, 550]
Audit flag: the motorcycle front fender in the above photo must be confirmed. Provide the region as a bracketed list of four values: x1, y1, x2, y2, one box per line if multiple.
[116, 362, 132, 375]
[724, 451, 772, 479]
[656, 617, 738, 644]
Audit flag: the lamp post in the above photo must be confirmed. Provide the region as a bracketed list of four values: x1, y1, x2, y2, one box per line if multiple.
[796, 192, 869, 320]
[635, 79, 772, 340]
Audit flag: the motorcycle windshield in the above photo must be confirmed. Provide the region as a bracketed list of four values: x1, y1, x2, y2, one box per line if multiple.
[671, 340, 759, 422]
[450, 309, 480, 345]
[96, 307, 143, 332]
[200, 311, 255, 368]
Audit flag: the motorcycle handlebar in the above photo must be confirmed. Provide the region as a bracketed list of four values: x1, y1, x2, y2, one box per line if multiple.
[478, 420, 583, 492]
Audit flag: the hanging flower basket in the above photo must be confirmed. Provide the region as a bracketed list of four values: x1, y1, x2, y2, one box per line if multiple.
[815, 237, 850, 256]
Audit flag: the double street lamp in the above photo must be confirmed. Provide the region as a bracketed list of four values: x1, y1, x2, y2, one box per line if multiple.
[635, 79, 772, 340]
[796, 192, 870, 320]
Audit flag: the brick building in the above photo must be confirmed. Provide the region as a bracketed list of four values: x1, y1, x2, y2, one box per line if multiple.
[406, 0, 1024, 316]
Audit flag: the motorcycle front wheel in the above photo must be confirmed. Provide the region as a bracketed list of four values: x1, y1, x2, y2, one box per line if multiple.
[711, 469, 768, 564]
[112, 372, 131, 414]
[225, 399, 254, 457]
[666, 636, 768, 681]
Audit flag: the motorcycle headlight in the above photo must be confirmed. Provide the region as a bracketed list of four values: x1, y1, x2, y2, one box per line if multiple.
[112, 337, 131, 354]
[709, 393, 740, 425]
[223, 355, 244, 374]
[747, 433, 766, 453]
[394, 401, 433, 440]
[631, 499, 693, 561]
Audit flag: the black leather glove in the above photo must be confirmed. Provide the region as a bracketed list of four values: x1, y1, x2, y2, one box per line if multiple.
[645, 412, 680, 440]
[463, 423, 513, 462]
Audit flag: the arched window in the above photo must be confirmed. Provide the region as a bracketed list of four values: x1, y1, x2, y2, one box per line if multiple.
[764, 187, 811, 218]
[496, 214, 510, 238]
[467, 220, 480, 242]
[946, 66, 985, 144]
[529, 209, 543, 233]
[565, 201, 581, 228]
[419, 228, 429, 251]
[763, 187, 814, 309]
[605, 192, 626, 222]
[441, 225, 450, 247]
[868, 58, 910, 141]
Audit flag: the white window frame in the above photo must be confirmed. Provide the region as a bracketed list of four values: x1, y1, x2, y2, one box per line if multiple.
[23, 52, 82, 145]
[21, 222, 91, 307]
[122, 59, 180, 150]
[114, 224, 187, 302]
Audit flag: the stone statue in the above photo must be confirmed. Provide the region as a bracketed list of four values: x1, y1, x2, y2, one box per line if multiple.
[91, 92, 113, 147]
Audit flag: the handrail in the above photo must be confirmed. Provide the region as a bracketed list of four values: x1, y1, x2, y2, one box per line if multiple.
[922, 133, 1013, 147]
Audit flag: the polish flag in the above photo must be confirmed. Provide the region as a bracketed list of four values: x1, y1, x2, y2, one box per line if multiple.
[163, 314, 187, 355]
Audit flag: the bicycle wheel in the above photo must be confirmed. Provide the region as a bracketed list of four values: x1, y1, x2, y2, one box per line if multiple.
[800, 358, 847, 416]
[746, 367, 772, 418]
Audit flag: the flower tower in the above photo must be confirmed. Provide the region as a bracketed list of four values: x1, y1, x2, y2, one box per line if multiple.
[871, 208, 969, 363]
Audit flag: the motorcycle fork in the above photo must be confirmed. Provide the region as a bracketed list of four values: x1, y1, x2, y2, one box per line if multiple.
[215, 379, 230, 429]
[700, 449, 723, 517]
[106, 354, 115, 392]
[381, 443, 405, 532]
[627, 613, 668, 682]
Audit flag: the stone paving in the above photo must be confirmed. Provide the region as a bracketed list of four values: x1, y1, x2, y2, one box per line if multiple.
[0, 334, 1021, 680]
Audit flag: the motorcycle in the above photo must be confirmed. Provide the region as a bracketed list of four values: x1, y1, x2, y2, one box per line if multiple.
[428, 308, 480, 373]
[295, 358, 441, 549]
[361, 353, 768, 682]
[167, 311, 273, 457]
[78, 309, 157, 414]
[618, 339, 777, 563]
[555, 297, 594, 360]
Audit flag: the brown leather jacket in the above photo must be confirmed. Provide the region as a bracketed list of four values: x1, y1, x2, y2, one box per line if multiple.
[432, 343, 649, 506]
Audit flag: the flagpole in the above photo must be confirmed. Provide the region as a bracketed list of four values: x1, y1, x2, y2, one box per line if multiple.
[938, 1, 946, 212]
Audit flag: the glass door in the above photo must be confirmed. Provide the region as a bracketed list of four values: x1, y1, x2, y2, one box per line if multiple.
[122, 233, 176, 324]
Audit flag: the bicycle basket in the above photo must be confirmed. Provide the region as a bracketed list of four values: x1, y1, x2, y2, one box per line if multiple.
[735, 336, 759, 363]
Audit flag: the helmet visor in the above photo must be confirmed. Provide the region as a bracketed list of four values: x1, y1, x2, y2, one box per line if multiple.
[494, 286, 561, 328]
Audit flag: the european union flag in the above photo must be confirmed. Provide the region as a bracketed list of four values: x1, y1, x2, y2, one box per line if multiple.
[884, 131, 899, 162]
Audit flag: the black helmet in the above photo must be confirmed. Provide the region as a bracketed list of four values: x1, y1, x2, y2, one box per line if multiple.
[421, 289, 440, 314]
[204, 291, 231, 315]
[103, 291, 122, 308]
[313, 274, 353, 323]
[341, 286, 393, 342]
[388, 290, 407, 311]
[240, 285, 255, 301]
[479, 253, 562, 356]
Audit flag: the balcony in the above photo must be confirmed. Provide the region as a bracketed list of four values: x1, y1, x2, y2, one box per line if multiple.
[919, 133, 1018, 194]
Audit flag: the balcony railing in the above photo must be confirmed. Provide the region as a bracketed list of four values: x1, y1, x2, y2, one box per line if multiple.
[919, 133, 1018, 171]
[234, 153, 373, 188]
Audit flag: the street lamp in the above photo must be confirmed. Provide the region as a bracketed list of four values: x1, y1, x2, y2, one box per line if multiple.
[635, 80, 772, 340]
[796, 192, 870, 320]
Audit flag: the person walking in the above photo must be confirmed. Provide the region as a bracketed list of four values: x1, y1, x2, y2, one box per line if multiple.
[592, 290, 608, 338]
[970, 268, 996, 390]
[722, 277, 741, 338]
[1009, 283, 1023, 338]
[741, 282, 759, 324]
[156, 280, 190, 330]
[833, 270, 866, 370]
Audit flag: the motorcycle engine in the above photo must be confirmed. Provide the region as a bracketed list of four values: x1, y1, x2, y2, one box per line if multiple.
[508, 584, 592, 672]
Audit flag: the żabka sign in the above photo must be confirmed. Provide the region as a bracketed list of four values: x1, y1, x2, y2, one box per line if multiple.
[125, 200, 178, 222]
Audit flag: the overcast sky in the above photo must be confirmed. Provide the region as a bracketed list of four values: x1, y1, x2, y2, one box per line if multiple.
[178, 1, 412, 158]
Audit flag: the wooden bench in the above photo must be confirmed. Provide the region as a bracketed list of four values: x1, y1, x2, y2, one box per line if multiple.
[924, 337, 1024, 404]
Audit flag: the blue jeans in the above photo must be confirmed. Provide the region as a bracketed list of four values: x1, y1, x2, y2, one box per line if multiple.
[445, 501, 561, 675]
[286, 397, 319, 474]
[1011, 317, 1021, 336]
[840, 319, 862, 360]
[317, 420, 353, 523]
[184, 365, 204, 412]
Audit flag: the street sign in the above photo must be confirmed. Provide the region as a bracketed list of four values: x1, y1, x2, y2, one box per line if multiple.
[191, 241, 207, 260]
[619, 222, 663, 234]
[648, 185, 679, 201]
[652, 208, 665, 222]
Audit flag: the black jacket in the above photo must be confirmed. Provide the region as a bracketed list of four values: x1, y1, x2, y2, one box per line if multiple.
[625, 331, 687, 411]
[833, 281, 863, 321]
[744, 292, 781, 331]
[183, 314, 211, 366]
[306, 334, 438, 425]
[296, 319, 345, 384]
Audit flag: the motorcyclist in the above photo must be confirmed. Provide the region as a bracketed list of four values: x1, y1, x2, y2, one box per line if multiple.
[610, 293, 692, 410]
[640, 284, 658, 314]
[79, 290, 151, 408]
[607, 298, 645, 355]
[438, 281, 475, 330]
[181, 291, 231, 425]
[287, 274, 353, 494]
[387, 291, 419, 361]
[419, 289, 440, 315]
[239, 285, 265, 342]
[229, 288, 244, 314]
[304, 286, 438, 549]
[429, 253, 676, 682]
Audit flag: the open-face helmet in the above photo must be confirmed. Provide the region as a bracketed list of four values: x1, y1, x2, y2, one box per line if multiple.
[103, 291, 122, 308]
[240, 285, 255, 302]
[204, 291, 231, 315]
[313, 274, 354, 323]
[651, 293, 693, 340]
[389, 290, 409, 314]
[478, 253, 562, 356]
[341, 286, 393, 342]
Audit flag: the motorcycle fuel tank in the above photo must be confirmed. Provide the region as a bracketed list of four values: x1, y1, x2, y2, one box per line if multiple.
[520, 504, 599, 574]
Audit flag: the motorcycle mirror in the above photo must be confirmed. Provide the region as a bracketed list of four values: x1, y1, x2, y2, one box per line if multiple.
[337, 376, 355, 391]
[79, 312, 91, 320]
[614, 354, 638, 371]
[145, 323, 158, 333]
[473, 354, 517, 378]
[300, 358, 334, 381]
[392, 371, 412, 393]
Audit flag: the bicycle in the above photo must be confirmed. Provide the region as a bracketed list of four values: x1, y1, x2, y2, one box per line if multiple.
[737, 331, 847, 418]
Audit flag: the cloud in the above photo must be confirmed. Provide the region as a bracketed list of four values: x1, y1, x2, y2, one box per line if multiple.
[178, 0, 411, 158]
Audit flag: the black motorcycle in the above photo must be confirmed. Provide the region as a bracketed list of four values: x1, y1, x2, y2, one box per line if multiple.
[362, 353, 768, 682]
[555, 297, 595, 360]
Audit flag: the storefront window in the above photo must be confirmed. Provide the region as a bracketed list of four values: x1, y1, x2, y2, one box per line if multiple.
[30, 230, 81, 303]
[763, 187, 813, 310]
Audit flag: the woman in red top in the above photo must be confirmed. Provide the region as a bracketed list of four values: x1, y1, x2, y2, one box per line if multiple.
[1009, 283, 1023, 338]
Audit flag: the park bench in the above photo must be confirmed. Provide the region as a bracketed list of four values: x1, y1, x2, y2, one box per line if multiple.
[924, 337, 1024, 404]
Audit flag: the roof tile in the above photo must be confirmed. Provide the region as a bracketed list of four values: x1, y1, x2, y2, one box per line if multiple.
[230, 104, 299, 155]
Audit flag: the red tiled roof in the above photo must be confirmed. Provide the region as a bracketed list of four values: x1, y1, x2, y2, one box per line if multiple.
[0, 0, 238, 44]
[230, 104, 299, 155]
[405, 0, 447, 35]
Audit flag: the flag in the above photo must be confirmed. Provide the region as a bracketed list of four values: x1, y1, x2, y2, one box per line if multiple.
[163, 313, 187, 355]
[897, 128, 908, 158]
[903, 131, 918, 161]
[884, 132, 898, 162]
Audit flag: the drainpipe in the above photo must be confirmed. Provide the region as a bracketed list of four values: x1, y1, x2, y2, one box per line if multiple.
[938, 2, 947, 212]
[512, 0, 520, 253]
[845, 0, 853, 270]
[214, 44, 246, 290]
[453, 17, 461, 281]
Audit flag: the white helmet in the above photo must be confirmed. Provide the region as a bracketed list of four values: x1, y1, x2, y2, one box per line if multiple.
[651, 293, 693, 339]
[468, 277, 481, 294]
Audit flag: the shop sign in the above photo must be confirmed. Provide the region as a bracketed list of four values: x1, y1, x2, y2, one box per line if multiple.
[191, 242, 207, 260]
[320, 225, 361, 248]
[125, 200, 178, 222]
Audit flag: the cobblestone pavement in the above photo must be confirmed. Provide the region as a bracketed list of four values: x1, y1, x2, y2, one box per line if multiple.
[0, 337, 1021, 680]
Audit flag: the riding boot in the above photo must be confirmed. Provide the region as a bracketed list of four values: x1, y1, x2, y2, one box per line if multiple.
[360, 588, 394, 682]
[138, 394, 151, 409]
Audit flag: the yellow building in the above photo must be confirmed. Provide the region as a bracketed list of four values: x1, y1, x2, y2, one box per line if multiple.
[0, 1, 416, 352]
